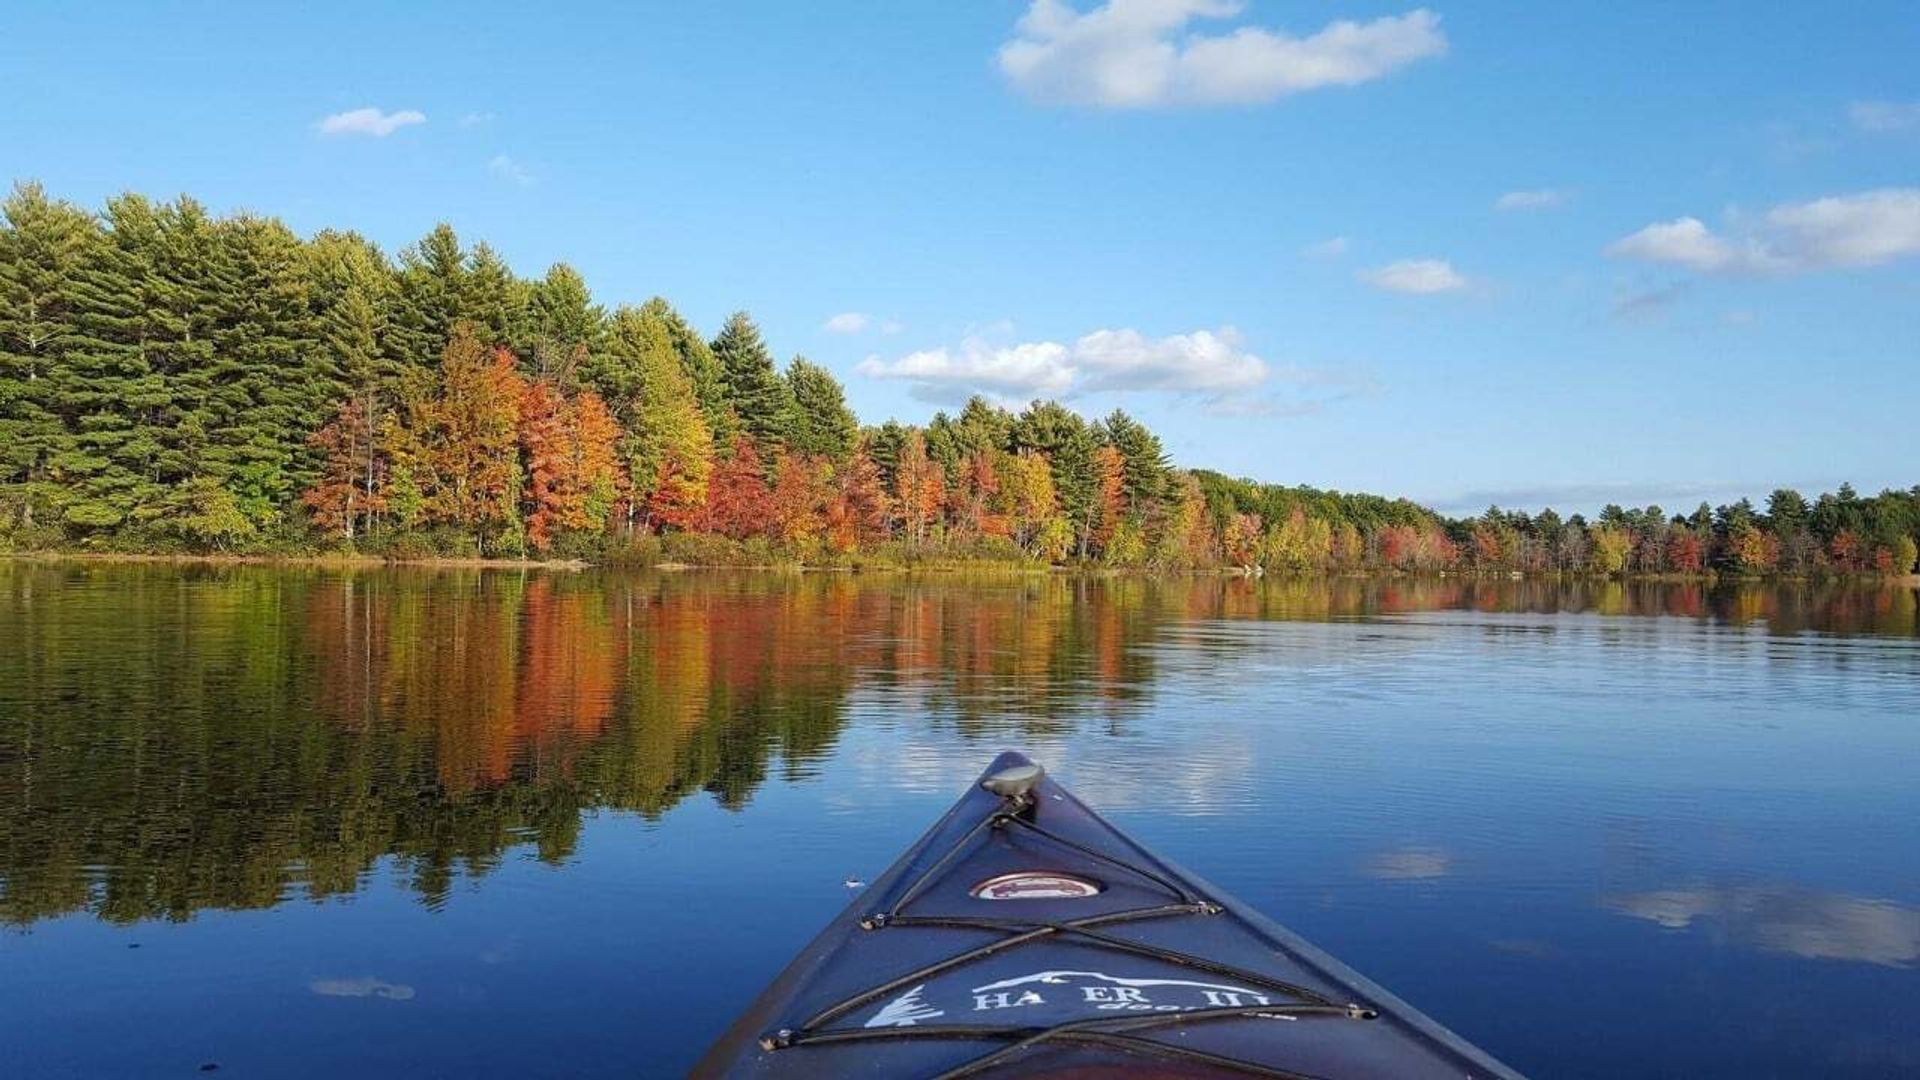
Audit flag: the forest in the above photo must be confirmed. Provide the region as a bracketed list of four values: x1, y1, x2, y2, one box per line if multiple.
[2, 182, 1917, 577]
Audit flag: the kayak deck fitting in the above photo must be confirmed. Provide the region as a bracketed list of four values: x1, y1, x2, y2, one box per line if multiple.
[696, 752, 1523, 1078]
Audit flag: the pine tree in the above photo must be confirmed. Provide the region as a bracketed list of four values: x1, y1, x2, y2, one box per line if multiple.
[206, 213, 327, 526]
[461, 242, 524, 348]
[784, 357, 857, 459]
[522, 263, 602, 388]
[391, 224, 468, 367]
[0, 182, 95, 532]
[1099, 408, 1169, 516]
[709, 311, 793, 449]
[56, 193, 172, 531]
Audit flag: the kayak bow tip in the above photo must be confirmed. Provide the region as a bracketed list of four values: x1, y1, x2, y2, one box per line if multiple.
[980, 761, 1045, 799]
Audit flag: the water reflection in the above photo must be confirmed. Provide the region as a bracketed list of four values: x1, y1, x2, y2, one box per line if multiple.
[0, 563, 1915, 929]
[1606, 887, 1920, 967]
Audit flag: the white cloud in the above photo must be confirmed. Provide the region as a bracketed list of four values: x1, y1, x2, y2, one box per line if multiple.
[1849, 100, 1920, 134]
[997, 1, 1446, 108]
[1607, 189, 1920, 274]
[1494, 188, 1570, 211]
[858, 326, 1268, 403]
[1606, 217, 1762, 272]
[1357, 258, 1467, 294]
[487, 154, 534, 186]
[1302, 235, 1349, 258]
[862, 339, 1077, 399]
[823, 312, 871, 334]
[459, 111, 496, 128]
[1767, 189, 1920, 267]
[317, 107, 426, 138]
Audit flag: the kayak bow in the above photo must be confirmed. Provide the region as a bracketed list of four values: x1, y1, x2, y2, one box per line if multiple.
[696, 752, 1523, 1078]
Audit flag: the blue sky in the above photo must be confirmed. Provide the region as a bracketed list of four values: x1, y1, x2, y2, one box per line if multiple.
[3, 1, 1916, 515]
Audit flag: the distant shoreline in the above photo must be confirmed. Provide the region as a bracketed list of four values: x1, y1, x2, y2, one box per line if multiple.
[5, 551, 1915, 586]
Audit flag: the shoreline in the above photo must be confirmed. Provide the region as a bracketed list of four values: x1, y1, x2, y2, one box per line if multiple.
[3, 551, 1914, 585]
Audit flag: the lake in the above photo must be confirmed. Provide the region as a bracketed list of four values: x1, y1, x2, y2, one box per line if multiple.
[1, 563, 1916, 1078]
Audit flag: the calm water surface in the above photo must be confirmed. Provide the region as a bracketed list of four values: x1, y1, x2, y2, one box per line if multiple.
[2, 565, 1917, 1078]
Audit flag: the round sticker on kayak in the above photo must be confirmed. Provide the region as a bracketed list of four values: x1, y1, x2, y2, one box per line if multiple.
[970, 871, 1102, 900]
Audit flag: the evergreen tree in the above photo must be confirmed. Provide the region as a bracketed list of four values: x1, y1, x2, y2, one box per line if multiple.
[1099, 408, 1170, 516]
[709, 311, 793, 448]
[55, 193, 178, 531]
[784, 357, 857, 459]
[205, 213, 328, 525]
[954, 396, 1015, 455]
[867, 419, 908, 493]
[522, 263, 602, 388]
[460, 241, 524, 347]
[0, 182, 95, 531]
[391, 224, 468, 366]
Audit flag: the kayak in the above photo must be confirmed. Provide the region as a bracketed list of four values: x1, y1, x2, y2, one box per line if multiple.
[696, 752, 1524, 1078]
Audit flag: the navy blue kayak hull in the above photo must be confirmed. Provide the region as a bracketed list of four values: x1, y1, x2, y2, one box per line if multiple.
[695, 753, 1524, 1078]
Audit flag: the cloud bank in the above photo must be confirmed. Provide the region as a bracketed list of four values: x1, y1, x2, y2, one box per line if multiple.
[1607, 188, 1920, 274]
[317, 107, 426, 138]
[859, 326, 1268, 404]
[998, 1, 1446, 108]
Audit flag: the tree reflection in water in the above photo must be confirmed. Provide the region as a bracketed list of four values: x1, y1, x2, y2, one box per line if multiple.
[1, 562, 1914, 926]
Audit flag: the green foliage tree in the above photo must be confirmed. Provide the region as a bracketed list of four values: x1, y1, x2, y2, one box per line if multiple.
[520, 263, 603, 387]
[709, 311, 793, 449]
[1099, 408, 1170, 517]
[0, 182, 94, 531]
[784, 357, 857, 459]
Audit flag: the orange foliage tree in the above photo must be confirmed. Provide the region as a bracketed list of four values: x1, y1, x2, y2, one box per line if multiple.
[769, 452, 830, 547]
[301, 398, 385, 540]
[1091, 444, 1126, 554]
[418, 333, 527, 547]
[826, 444, 891, 552]
[894, 430, 945, 547]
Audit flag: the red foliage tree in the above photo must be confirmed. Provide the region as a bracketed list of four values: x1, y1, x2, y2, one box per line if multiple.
[1828, 530, 1861, 572]
[1667, 531, 1705, 574]
[701, 437, 774, 539]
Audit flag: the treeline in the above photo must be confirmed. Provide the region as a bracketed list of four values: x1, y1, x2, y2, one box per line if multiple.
[2, 182, 1916, 575]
